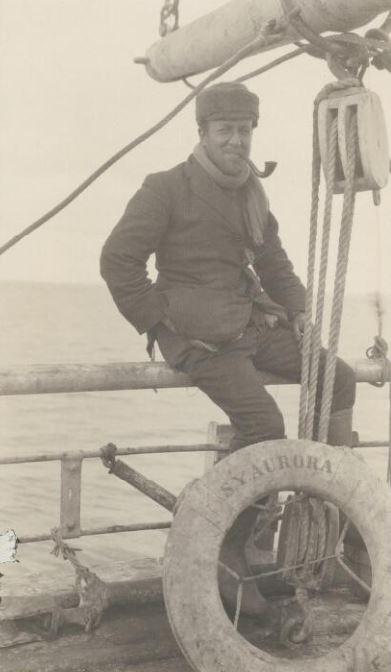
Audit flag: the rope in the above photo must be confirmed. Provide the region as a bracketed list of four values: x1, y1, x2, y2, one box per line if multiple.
[277, 496, 328, 588]
[318, 113, 358, 442]
[298, 79, 360, 441]
[298, 95, 322, 439]
[281, 6, 391, 79]
[235, 46, 306, 84]
[283, 499, 309, 580]
[50, 528, 109, 632]
[51, 527, 84, 568]
[305, 117, 338, 439]
[0, 16, 291, 258]
[218, 493, 369, 635]
[179, 46, 306, 90]
[217, 492, 356, 636]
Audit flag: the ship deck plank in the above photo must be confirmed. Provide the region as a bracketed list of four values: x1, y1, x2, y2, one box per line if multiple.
[0, 604, 184, 672]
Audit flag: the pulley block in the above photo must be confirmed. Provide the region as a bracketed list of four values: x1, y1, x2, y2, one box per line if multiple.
[318, 87, 390, 194]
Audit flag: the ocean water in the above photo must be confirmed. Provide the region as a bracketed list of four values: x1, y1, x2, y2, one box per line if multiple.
[0, 282, 389, 591]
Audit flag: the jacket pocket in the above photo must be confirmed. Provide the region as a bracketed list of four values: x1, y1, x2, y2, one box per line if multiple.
[163, 287, 252, 344]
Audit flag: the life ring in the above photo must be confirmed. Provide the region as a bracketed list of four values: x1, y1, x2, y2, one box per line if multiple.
[163, 439, 391, 672]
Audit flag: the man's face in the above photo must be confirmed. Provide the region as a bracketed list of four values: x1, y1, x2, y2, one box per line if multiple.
[200, 118, 253, 176]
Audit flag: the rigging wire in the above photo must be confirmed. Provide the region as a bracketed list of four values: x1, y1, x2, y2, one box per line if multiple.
[181, 47, 306, 89]
[0, 20, 290, 258]
[235, 46, 306, 83]
[181, 77, 196, 89]
[2, 7, 389, 259]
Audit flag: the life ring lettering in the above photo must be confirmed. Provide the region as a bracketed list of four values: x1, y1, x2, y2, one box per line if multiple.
[164, 440, 391, 671]
[221, 454, 333, 497]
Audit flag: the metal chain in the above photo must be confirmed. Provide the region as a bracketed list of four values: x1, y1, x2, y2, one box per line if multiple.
[159, 0, 180, 37]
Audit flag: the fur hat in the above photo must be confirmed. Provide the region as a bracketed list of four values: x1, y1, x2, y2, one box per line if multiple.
[196, 82, 259, 127]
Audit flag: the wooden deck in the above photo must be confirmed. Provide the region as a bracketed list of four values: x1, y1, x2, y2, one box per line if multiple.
[0, 593, 367, 672]
[0, 602, 188, 672]
[0, 555, 368, 672]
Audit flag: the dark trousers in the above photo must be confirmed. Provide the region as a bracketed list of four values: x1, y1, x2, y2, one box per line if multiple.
[156, 323, 356, 450]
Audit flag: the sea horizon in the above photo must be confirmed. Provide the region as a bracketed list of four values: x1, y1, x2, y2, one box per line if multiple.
[1, 280, 389, 588]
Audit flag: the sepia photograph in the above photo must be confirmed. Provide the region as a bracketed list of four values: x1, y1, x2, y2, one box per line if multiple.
[1, 1, 391, 670]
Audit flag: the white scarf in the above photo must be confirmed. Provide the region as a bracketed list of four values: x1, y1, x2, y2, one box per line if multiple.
[192, 143, 269, 247]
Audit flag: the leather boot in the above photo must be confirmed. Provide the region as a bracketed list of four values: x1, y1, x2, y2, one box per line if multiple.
[327, 408, 353, 447]
[327, 408, 371, 591]
[219, 506, 268, 617]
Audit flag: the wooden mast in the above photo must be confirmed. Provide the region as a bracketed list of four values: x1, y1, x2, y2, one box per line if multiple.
[142, 0, 391, 82]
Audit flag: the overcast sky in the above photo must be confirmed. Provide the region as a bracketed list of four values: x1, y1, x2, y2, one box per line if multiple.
[0, 0, 390, 298]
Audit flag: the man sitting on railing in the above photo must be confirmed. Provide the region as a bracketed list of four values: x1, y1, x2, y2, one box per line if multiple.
[100, 82, 356, 615]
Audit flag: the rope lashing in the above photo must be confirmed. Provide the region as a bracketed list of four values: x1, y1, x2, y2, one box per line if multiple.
[282, 1, 391, 80]
[50, 528, 109, 633]
[100, 441, 117, 473]
[51, 528, 83, 565]
[366, 9, 391, 72]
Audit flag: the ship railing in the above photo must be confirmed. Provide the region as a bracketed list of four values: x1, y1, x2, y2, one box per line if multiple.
[0, 359, 388, 545]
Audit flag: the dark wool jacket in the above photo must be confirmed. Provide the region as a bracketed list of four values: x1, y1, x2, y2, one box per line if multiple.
[100, 156, 305, 342]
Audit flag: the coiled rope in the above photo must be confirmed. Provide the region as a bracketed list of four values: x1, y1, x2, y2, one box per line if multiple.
[217, 491, 357, 641]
